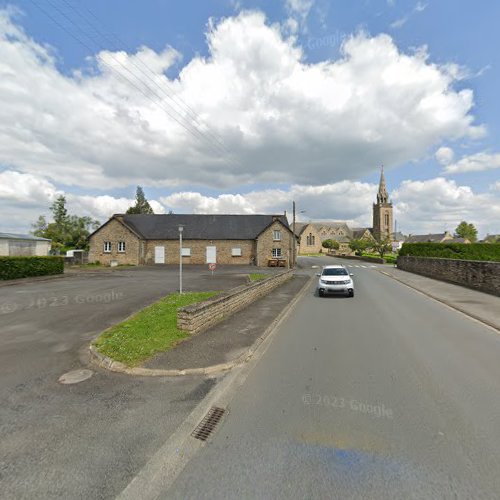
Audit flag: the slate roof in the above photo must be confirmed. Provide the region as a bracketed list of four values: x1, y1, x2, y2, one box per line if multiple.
[0, 232, 51, 241]
[406, 233, 450, 243]
[351, 228, 372, 239]
[116, 214, 290, 240]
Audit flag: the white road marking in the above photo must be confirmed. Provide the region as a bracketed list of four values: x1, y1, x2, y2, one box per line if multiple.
[361, 265, 368, 268]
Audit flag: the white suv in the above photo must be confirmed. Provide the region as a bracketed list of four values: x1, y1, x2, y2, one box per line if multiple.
[317, 264, 354, 297]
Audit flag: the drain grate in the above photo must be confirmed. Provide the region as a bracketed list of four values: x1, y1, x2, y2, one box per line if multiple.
[191, 407, 226, 441]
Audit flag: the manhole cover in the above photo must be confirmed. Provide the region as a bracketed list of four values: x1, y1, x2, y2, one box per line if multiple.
[58, 369, 94, 385]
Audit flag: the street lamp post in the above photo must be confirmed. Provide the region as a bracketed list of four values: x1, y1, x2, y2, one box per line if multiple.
[178, 225, 184, 294]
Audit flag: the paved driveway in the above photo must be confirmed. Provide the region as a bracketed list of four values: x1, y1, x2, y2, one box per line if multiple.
[0, 265, 270, 499]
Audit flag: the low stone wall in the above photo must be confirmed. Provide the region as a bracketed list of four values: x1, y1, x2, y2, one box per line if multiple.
[331, 254, 385, 264]
[177, 270, 294, 335]
[397, 256, 500, 296]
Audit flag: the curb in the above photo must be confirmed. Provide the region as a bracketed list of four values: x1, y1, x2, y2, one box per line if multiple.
[89, 273, 314, 377]
[379, 270, 500, 333]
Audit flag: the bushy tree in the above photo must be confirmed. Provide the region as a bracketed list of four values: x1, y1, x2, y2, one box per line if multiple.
[455, 221, 478, 243]
[322, 239, 340, 251]
[349, 238, 369, 256]
[372, 237, 392, 259]
[31, 196, 100, 252]
[126, 186, 154, 214]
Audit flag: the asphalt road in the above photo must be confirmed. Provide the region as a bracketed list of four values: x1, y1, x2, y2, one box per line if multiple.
[165, 256, 500, 499]
[0, 265, 256, 499]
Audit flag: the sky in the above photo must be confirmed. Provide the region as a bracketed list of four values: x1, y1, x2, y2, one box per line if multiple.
[0, 0, 499, 236]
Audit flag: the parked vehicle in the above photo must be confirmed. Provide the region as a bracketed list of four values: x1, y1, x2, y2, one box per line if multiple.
[317, 264, 354, 297]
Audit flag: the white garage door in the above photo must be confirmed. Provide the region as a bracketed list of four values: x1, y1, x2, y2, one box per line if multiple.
[154, 246, 165, 264]
[206, 246, 216, 264]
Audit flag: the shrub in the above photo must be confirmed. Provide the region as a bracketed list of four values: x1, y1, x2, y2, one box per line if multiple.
[399, 243, 500, 262]
[0, 256, 64, 280]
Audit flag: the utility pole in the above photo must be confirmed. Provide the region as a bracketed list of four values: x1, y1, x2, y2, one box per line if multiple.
[292, 201, 296, 268]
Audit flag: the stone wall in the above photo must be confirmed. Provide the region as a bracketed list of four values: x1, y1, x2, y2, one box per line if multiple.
[397, 256, 500, 297]
[256, 221, 293, 266]
[88, 218, 141, 265]
[177, 270, 294, 335]
[144, 239, 255, 265]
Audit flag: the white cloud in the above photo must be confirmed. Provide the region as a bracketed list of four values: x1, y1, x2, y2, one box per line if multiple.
[392, 177, 500, 235]
[285, 0, 315, 30]
[391, 1, 427, 29]
[0, 170, 165, 232]
[0, 9, 484, 190]
[435, 146, 455, 165]
[444, 152, 500, 174]
[2, 170, 500, 236]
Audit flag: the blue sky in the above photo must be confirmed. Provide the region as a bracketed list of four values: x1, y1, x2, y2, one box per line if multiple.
[1, 0, 499, 235]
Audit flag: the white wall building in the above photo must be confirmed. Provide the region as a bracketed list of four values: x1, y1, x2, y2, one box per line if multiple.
[0, 233, 51, 257]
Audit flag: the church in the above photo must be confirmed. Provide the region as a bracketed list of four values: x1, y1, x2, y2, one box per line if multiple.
[295, 167, 394, 255]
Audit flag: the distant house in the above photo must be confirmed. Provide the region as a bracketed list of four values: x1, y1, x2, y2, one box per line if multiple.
[391, 231, 407, 251]
[405, 232, 470, 244]
[406, 231, 454, 244]
[88, 214, 294, 266]
[482, 234, 500, 243]
[0, 233, 51, 257]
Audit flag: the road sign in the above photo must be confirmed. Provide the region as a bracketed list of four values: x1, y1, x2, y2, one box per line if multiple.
[208, 263, 216, 271]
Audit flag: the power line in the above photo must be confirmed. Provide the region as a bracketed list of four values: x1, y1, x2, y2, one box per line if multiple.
[59, 0, 231, 154]
[29, 0, 233, 162]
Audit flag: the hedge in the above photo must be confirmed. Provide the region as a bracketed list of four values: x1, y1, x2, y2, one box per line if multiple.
[399, 243, 500, 262]
[0, 256, 64, 280]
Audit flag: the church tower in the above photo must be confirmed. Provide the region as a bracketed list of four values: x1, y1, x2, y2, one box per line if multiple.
[372, 166, 393, 241]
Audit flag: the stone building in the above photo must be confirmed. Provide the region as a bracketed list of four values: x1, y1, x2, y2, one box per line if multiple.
[295, 222, 356, 255]
[372, 166, 393, 241]
[88, 214, 294, 266]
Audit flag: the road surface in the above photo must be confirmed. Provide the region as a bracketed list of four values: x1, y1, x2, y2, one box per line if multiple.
[165, 256, 500, 499]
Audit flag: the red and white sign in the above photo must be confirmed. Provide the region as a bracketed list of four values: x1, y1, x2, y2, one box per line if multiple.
[208, 263, 216, 271]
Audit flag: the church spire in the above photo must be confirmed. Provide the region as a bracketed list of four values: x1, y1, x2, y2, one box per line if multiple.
[377, 166, 389, 204]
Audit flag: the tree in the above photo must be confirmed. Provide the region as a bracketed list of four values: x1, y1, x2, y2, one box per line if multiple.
[372, 237, 392, 259]
[126, 186, 154, 214]
[31, 196, 100, 252]
[322, 239, 340, 252]
[455, 221, 478, 243]
[349, 239, 369, 256]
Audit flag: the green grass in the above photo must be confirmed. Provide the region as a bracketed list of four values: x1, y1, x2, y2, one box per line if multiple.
[300, 253, 324, 257]
[249, 273, 269, 281]
[361, 252, 398, 264]
[93, 291, 217, 366]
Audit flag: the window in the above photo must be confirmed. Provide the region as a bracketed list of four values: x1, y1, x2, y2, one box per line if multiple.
[118, 241, 126, 252]
[306, 233, 315, 246]
[232, 247, 242, 256]
[181, 247, 191, 257]
[273, 230, 281, 241]
[104, 241, 111, 253]
[385, 213, 390, 226]
[272, 248, 282, 258]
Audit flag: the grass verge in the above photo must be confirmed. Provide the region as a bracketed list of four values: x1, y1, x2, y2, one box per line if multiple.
[249, 273, 269, 281]
[93, 291, 217, 366]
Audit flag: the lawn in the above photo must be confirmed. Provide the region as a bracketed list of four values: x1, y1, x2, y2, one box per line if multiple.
[249, 273, 269, 281]
[93, 291, 217, 366]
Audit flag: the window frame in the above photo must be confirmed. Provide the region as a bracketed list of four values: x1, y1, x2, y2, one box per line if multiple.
[181, 247, 191, 257]
[272, 248, 282, 258]
[272, 230, 282, 241]
[231, 247, 242, 257]
[104, 241, 112, 253]
[118, 241, 126, 253]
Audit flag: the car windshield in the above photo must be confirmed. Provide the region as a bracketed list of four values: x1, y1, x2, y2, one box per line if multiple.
[322, 268, 348, 276]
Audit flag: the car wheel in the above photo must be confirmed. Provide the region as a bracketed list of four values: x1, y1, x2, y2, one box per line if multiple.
[318, 290, 324, 297]
[348, 291, 354, 297]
